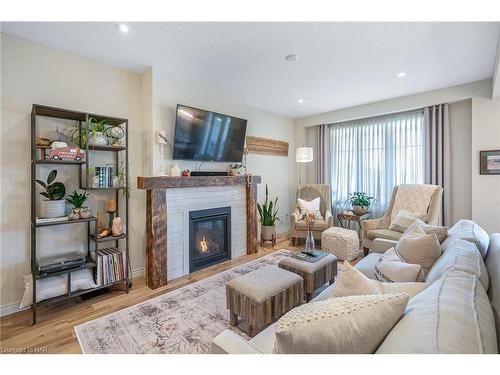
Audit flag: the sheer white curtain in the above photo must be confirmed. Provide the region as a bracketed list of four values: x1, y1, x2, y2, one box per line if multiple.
[329, 110, 425, 220]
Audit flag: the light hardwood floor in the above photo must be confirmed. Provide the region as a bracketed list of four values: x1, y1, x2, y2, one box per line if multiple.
[0, 236, 300, 354]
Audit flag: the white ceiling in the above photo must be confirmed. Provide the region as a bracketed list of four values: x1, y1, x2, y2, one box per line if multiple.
[2, 22, 499, 118]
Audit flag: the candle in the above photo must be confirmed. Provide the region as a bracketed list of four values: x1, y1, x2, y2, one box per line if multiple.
[96, 212, 103, 229]
[106, 198, 116, 212]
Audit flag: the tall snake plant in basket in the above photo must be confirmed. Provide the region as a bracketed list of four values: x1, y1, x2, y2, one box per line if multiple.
[257, 184, 280, 241]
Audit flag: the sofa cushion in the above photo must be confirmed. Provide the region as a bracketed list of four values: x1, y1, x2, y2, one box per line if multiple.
[395, 225, 441, 277]
[274, 293, 409, 354]
[374, 248, 422, 282]
[485, 233, 500, 350]
[389, 209, 426, 233]
[367, 229, 403, 241]
[448, 219, 489, 258]
[426, 238, 489, 290]
[354, 253, 383, 279]
[376, 270, 498, 354]
[332, 262, 428, 299]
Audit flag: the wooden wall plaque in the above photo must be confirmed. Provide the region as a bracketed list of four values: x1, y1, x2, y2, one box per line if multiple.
[246, 136, 289, 157]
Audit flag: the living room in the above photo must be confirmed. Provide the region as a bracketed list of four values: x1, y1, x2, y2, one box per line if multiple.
[1, 0, 500, 372]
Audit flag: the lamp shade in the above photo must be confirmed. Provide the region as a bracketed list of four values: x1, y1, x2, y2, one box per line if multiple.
[296, 147, 313, 163]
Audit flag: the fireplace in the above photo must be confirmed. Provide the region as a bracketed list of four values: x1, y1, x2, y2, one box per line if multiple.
[189, 206, 231, 273]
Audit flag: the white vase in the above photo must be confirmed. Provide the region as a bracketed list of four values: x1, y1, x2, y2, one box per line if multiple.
[352, 205, 368, 216]
[39, 199, 66, 218]
[89, 132, 108, 146]
[261, 225, 276, 241]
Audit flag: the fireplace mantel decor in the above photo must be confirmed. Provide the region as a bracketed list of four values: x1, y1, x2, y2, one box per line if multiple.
[137, 175, 261, 289]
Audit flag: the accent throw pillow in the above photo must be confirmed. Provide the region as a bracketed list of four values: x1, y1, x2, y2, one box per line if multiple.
[374, 248, 422, 282]
[389, 209, 426, 233]
[406, 218, 448, 243]
[332, 262, 428, 299]
[273, 293, 409, 354]
[297, 197, 323, 220]
[395, 224, 441, 277]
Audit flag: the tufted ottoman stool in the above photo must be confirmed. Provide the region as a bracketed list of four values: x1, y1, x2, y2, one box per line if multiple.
[321, 227, 360, 261]
[226, 265, 303, 337]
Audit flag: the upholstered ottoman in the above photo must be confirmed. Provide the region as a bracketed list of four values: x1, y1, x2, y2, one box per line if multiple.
[279, 253, 337, 301]
[321, 227, 360, 261]
[226, 265, 303, 337]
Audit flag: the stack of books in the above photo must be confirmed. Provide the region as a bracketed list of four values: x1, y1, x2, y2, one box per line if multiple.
[95, 247, 126, 286]
[95, 166, 113, 188]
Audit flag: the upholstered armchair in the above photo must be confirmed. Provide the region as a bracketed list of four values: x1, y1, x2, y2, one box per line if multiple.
[291, 184, 334, 245]
[361, 184, 443, 252]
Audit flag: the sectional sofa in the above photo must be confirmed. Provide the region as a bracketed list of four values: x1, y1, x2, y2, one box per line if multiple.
[212, 219, 500, 354]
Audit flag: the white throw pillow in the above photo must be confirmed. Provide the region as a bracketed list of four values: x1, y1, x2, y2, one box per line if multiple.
[406, 218, 448, 243]
[374, 248, 422, 282]
[19, 269, 97, 309]
[273, 293, 409, 354]
[389, 209, 426, 233]
[297, 197, 323, 220]
[395, 225, 441, 277]
[333, 262, 428, 299]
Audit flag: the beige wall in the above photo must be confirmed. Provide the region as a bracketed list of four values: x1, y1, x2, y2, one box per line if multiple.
[471, 97, 500, 233]
[0, 33, 146, 315]
[296, 81, 497, 228]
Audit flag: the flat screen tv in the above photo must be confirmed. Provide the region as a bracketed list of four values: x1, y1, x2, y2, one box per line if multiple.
[172, 104, 248, 162]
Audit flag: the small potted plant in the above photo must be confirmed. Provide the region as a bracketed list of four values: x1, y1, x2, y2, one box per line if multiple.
[228, 162, 246, 176]
[66, 191, 89, 220]
[257, 185, 280, 243]
[36, 170, 66, 218]
[64, 116, 109, 147]
[349, 192, 374, 216]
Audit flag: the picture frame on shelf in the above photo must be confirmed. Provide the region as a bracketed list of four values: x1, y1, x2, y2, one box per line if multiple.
[480, 150, 500, 175]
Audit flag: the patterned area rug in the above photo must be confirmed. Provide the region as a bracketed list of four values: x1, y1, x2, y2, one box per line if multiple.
[75, 250, 291, 354]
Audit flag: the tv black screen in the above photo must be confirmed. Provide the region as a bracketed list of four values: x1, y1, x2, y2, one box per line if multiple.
[172, 104, 248, 162]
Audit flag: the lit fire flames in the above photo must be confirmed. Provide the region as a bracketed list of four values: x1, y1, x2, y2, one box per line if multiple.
[199, 237, 209, 253]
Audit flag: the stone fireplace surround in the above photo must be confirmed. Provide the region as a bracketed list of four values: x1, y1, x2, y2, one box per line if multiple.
[137, 175, 261, 289]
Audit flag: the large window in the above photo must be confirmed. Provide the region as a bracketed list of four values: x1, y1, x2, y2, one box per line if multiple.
[329, 110, 425, 218]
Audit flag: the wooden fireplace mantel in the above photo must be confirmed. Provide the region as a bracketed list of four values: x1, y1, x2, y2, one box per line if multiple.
[137, 175, 261, 289]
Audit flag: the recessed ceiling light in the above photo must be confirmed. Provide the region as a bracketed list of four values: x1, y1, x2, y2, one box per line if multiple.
[286, 54, 299, 62]
[298, 99, 304, 104]
[397, 72, 407, 78]
[118, 23, 129, 34]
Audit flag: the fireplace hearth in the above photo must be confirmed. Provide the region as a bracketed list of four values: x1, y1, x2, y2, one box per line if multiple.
[189, 207, 231, 273]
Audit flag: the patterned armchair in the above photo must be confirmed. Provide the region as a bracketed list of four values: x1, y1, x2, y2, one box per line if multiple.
[361, 184, 443, 252]
[291, 184, 334, 245]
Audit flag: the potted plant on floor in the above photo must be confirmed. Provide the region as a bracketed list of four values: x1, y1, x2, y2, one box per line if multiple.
[66, 191, 89, 220]
[257, 184, 280, 244]
[36, 170, 66, 218]
[349, 192, 374, 216]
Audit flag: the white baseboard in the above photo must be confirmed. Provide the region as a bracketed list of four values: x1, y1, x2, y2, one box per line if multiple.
[0, 266, 146, 318]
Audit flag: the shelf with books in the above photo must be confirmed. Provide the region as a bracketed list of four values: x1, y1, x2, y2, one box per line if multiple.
[30, 104, 130, 325]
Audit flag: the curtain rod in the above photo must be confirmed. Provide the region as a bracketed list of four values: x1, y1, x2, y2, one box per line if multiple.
[313, 102, 452, 128]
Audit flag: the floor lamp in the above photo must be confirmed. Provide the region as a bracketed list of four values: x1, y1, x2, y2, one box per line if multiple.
[296, 147, 313, 198]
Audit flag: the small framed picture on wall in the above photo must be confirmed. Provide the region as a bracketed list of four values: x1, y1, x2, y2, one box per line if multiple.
[480, 150, 500, 175]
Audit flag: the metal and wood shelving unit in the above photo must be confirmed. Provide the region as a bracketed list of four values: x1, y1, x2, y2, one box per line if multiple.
[30, 104, 130, 324]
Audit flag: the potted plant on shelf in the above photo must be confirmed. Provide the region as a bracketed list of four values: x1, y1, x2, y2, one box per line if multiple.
[349, 192, 374, 216]
[36, 170, 66, 218]
[66, 191, 89, 220]
[64, 117, 109, 147]
[257, 184, 280, 243]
